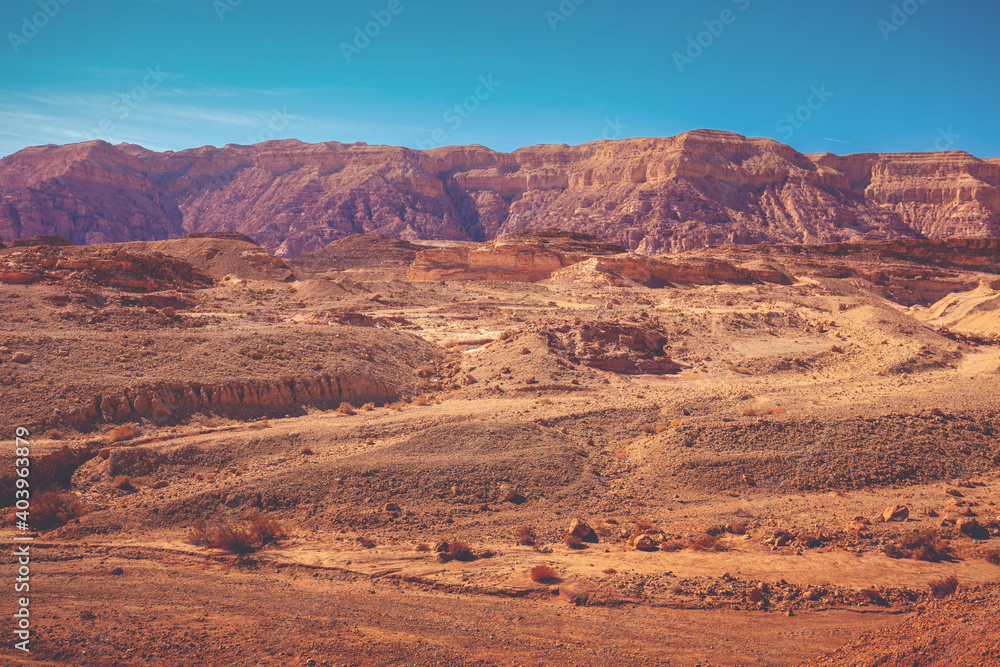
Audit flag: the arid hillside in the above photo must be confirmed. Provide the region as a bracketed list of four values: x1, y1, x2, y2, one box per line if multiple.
[2, 130, 998, 257]
[1, 230, 999, 665]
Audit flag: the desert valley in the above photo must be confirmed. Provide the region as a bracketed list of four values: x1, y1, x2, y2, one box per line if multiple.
[1, 130, 999, 666]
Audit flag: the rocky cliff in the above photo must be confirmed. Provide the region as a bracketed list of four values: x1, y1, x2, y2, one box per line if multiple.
[2, 130, 998, 257]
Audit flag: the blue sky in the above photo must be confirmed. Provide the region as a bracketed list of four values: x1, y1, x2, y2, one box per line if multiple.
[1, 0, 997, 157]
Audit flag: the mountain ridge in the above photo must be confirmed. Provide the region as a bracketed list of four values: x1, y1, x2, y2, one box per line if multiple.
[2, 129, 998, 257]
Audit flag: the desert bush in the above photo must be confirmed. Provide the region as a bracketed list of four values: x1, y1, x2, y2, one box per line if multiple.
[43, 429, 63, 440]
[564, 534, 585, 549]
[412, 394, 431, 406]
[704, 524, 727, 537]
[31, 490, 86, 530]
[659, 540, 686, 552]
[109, 424, 139, 442]
[357, 537, 376, 549]
[689, 534, 727, 552]
[887, 529, 954, 563]
[111, 475, 135, 492]
[727, 522, 746, 535]
[335, 402, 356, 416]
[635, 520, 656, 531]
[299, 445, 314, 455]
[209, 522, 259, 556]
[386, 402, 405, 412]
[928, 575, 959, 598]
[361, 402, 375, 411]
[655, 424, 670, 433]
[448, 541, 476, 562]
[602, 567, 617, 575]
[529, 565, 561, 584]
[415, 543, 431, 552]
[514, 525, 536, 546]
[245, 513, 285, 545]
[187, 514, 285, 556]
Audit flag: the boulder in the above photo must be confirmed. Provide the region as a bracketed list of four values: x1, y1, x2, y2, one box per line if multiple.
[882, 505, 909, 522]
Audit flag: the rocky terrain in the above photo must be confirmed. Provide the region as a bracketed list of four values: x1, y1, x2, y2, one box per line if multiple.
[2, 130, 999, 257]
[2, 229, 999, 666]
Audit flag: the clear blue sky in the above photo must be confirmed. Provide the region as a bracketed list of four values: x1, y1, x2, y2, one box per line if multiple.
[1, 0, 997, 157]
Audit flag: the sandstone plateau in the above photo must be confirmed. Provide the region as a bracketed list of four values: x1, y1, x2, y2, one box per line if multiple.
[2, 129, 999, 257]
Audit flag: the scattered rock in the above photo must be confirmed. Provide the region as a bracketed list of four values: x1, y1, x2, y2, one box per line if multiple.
[882, 505, 909, 522]
[12, 352, 31, 363]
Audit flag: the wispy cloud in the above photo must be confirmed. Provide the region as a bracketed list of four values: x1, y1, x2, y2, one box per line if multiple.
[824, 137, 855, 145]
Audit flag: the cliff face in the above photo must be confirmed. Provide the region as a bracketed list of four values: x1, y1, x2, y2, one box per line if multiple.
[2, 130, 998, 256]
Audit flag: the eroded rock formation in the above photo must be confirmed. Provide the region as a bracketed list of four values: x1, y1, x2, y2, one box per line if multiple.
[2, 131, 998, 257]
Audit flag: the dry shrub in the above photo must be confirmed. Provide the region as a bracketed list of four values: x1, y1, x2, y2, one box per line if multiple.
[728, 522, 746, 535]
[43, 429, 64, 440]
[31, 490, 86, 530]
[415, 543, 431, 552]
[739, 406, 760, 417]
[564, 534, 585, 549]
[448, 541, 476, 562]
[111, 475, 135, 492]
[655, 424, 670, 433]
[188, 514, 285, 556]
[412, 394, 431, 406]
[689, 534, 727, 552]
[886, 529, 954, 563]
[209, 522, 259, 556]
[387, 402, 405, 412]
[358, 537, 376, 549]
[335, 402, 356, 416]
[670, 419, 683, 427]
[514, 525, 537, 546]
[704, 524, 727, 537]
[602, 567, 617, 575]
[299, 445, 314, 455]
[537, 398, 552, 406]
[928, 575, 959, 598]
[109, 424, 139, 442]
[659, 540, 686, 552]
[529, 565, 561, 584]
[416, 365, 435, 378]
[246, 513, 285, 545]
[613, 450, 627, 460]
[361, 402, 375, 411]
[635, 520, 655, 531]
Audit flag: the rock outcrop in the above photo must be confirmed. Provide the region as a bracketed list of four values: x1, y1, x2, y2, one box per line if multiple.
[0, 244, 212, 291]
[61, 373, 395, 428]
[408, 229, 791, 287]
[2, 131, 998, 257]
